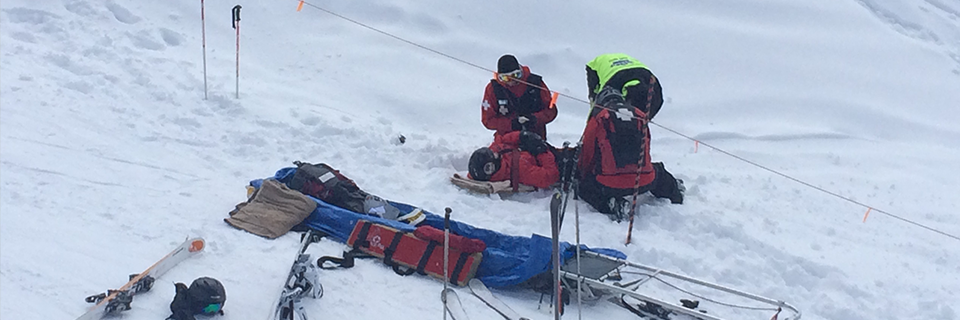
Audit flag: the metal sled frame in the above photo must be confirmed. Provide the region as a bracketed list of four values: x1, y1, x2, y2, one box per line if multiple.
[559, 250, 802, 320]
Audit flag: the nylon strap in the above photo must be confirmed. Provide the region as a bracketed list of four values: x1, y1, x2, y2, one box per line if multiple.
[416, 241, 439, 275]
[352, 221, 372, 249]
[382, 231, 404, 266]
[450, 252, 470, 285]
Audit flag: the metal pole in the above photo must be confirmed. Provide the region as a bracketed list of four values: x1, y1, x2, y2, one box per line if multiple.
[625, 75, 657, 245]
[232, 5, 242, 99]
[200, 0, 208, 100]
[574, 190, 582, 320]
[443, 207, 451, 320]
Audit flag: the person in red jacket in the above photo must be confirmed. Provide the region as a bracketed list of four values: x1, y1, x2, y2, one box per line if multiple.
[467, 131, 559, 190]
[577, 87, 684, 220]
[481, 54, 558, 139]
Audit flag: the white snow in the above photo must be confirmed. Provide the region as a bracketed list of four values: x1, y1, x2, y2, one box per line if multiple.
[2, 0, 959, 319]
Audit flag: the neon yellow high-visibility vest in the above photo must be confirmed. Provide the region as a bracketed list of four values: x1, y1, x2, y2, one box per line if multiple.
[586, 53, 648, 95]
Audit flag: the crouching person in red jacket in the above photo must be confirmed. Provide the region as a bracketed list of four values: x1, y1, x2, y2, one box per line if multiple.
[577, 87, 684, 220]
[467, 131, 560, 190]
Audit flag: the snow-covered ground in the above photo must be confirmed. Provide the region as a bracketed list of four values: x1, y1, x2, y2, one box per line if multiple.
[2, 0, 959, 319]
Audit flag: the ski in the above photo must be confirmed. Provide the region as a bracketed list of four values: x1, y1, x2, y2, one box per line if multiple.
[619, 295, 709, 320]
[549, 192, 564, 319]
[77, 237, 205, 320]
[468, 278, 530, 320]
[271, 230, 324, 320]
[442, 288, 471, 320]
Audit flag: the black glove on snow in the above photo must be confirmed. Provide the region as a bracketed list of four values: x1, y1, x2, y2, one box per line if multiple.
[511, 115, 538, 131]
[167, 283, 196, 320]
[519, 131, 548, 155]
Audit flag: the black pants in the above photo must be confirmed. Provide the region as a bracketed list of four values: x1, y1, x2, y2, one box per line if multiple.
[577, 162, 682, 215]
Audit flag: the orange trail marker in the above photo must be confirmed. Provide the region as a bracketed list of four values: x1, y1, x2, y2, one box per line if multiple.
[297, 1, 304, 11]
[694, 140, 699, 153]
[862, 207, 872, 222]
[549, 91, 559, 109]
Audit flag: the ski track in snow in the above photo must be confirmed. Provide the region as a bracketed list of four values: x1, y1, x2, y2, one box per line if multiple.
[855, 0, 960, 74]
[2, 0, 959, 320]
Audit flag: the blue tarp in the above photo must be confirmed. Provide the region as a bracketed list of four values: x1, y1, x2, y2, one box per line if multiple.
[253, 167, 626, 288]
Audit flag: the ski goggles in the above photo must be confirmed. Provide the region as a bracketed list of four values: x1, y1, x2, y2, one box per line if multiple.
[496, 69, 523, 83]
[201, 303, 222, 314]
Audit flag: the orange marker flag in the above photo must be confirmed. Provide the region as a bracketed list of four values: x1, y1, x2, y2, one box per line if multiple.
[549, 92, 559, 109]
[297, 0, 304, 11]
[694, 140, 699, 153]
[862, 207, 872, 222]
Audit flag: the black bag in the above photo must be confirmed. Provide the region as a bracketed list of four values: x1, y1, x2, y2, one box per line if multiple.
[284, 161, 367, 213]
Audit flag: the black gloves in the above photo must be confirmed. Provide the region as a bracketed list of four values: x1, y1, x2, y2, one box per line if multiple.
[167, 283, 196, 320]
[511, 115, 537, 131]
[519, 131, 548, 156]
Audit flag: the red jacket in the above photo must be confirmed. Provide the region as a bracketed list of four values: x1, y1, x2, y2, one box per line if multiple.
[577, 107, 654, 189]
[481, 131, 559, 189]
[481, 66, 558, 138]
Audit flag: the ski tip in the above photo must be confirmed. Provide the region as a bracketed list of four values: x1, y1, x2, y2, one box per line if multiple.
[441, 288, 457, 300]
[189, 239, 205, 252]
[467, 278, 484, 288]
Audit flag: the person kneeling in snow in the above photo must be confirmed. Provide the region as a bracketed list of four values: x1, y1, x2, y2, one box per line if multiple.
[577, 87, 684, 221]
[481, 54, 558, 139]
[467, 130, 560, 190]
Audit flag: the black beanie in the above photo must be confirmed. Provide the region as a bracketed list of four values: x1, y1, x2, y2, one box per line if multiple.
[497, 54, 520, 73]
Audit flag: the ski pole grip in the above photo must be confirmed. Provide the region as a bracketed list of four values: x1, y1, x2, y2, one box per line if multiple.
[443, 207, 451, 230]
[232, 5, 242, 29]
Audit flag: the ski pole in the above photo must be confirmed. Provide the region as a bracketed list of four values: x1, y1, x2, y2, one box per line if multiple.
[574, 187, 582, 320]
[550, 193, 562, 320]
[625, 75, 658, 245]
[443, 207, 451, 320]
[200, 0, 208, 100]
[232, 5, 242, 99]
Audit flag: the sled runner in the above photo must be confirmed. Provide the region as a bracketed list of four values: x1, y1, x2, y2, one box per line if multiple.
[559, 250, 802, 320]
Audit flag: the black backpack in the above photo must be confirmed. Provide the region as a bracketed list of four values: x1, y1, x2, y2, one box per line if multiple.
[284, 161, 368, 213]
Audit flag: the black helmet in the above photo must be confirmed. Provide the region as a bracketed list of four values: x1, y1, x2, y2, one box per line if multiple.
[188, 277, 225, 314]
[595, 86, 625, 108]
[169, 277, 226, 320]
[468, 147, 500, 181]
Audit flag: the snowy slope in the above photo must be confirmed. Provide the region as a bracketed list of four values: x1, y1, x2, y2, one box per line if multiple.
[2, 0, 958, 320]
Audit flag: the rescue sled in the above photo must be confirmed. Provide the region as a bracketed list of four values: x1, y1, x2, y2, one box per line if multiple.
[450, 173, 536, 194]
[559, 249, 802, 320]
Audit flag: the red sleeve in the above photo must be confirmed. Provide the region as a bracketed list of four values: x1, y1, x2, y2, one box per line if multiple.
[500, 131, 520, 146]
[578, 117, 600, 178]
[519, 151, 559, 189]
[489, 131, 520, 154]
[531, 80, 558, 124]
[481, 83, 513, 134]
